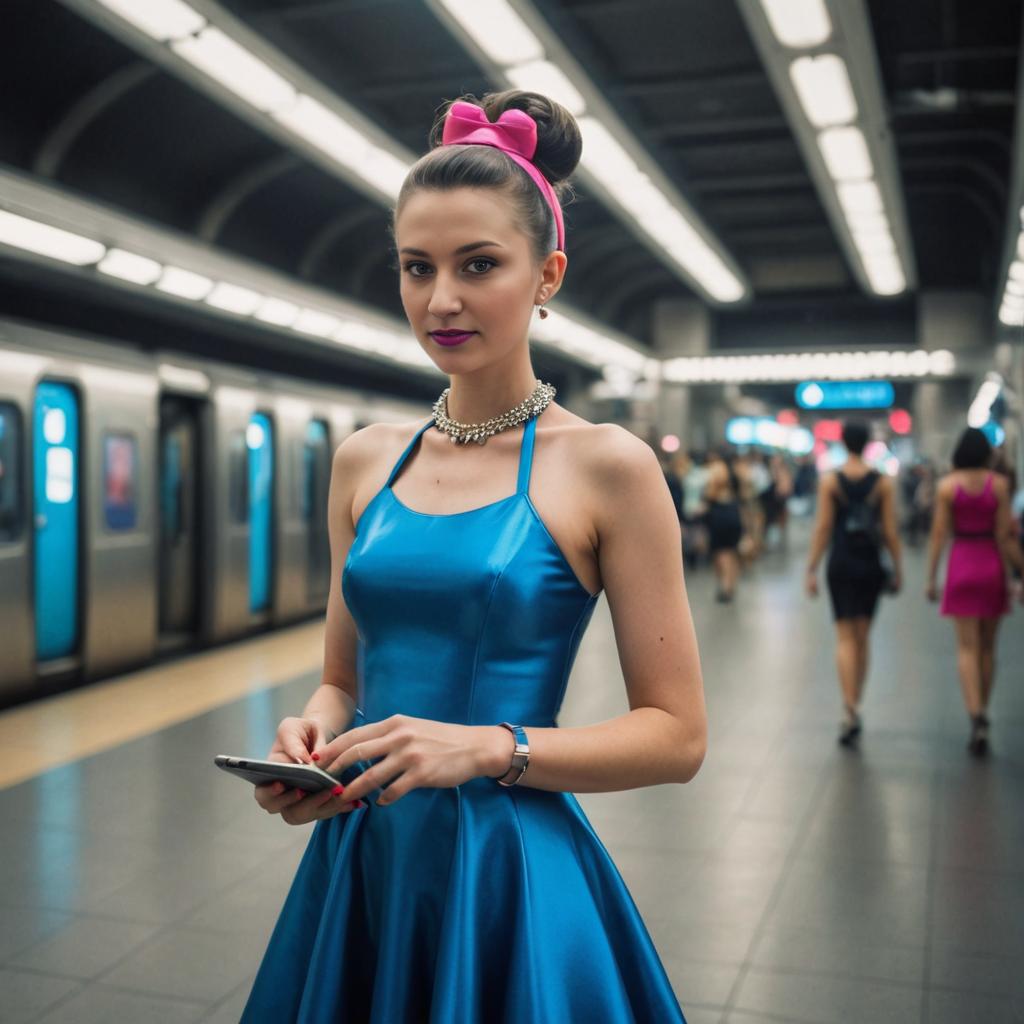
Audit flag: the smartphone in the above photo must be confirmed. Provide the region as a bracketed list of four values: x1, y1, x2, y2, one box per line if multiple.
[214, 755, 384, 805]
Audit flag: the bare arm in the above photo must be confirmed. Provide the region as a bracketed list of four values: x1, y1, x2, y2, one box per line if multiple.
[805, 474, 835, 576]
[926, 478, 952, 593]
[878, 477, 903, 588]
[482, 426, 707, 791]
[299, 429, 374, 742]
[994, 476, 1024, 576]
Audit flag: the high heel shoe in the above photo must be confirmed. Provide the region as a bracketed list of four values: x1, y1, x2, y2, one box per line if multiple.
[968, 714, 989, 757]
[838, 705, 862, 747]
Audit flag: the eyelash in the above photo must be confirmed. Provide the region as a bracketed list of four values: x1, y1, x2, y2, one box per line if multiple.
[402, 258, 497, 278]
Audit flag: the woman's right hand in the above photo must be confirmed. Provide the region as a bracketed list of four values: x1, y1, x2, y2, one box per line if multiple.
[253, 716, 364, 823]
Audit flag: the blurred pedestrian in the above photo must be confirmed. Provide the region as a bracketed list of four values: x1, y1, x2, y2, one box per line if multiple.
[926, 428, 1024, 756]
[805, 420, 902, 746]
[704, 448, 746, 602]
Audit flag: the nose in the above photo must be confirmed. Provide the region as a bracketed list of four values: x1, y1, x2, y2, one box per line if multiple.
[426, 272, 463, 319]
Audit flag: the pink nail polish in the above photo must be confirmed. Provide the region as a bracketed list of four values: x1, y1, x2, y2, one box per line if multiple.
[311, 753, 320, 761]
[331, 785, 345, 796]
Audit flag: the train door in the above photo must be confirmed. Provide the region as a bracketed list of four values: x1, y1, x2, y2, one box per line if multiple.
[247, 412, 273, 613]
[33, 381, 79, 661]
[304, 419, 331, 603]
[158, 396, 200, 637]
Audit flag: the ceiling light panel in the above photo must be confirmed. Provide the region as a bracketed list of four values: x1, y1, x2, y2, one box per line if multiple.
[172, 27, 297, 113]
[98, 248, 163, 284]
[434, 0, 543, 65]
[0, 210, 106, 265]
[759, 0, 832, 47]
[817, 126, 873, 181]
[94, 0, 205, 41]
[789, 54, 858, 127]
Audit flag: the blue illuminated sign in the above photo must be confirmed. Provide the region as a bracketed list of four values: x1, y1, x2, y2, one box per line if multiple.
[795, 381, 895, 410]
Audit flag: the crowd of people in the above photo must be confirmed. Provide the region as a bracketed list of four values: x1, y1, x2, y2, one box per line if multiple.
[659, 422, 1024, 756]
[661, 447, 818, 600]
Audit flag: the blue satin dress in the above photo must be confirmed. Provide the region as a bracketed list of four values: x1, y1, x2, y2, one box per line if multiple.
[241, 414, 688, 1023]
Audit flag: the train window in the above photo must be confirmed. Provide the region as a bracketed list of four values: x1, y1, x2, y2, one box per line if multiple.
[0, 403, 24, 542]
[103, 432, 138, 531]
[228, 429, 249, 522]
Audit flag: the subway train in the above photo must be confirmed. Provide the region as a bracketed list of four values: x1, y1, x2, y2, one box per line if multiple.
[0, 317, 427, 705]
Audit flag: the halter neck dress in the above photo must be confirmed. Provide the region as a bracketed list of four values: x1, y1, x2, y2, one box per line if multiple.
[241, 413, 689, 1023]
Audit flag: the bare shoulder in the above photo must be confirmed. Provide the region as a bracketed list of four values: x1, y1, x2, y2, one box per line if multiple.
[992, 473, 1011, 497]
[562, 418, 660, 488]
[332, 418, 424, 472]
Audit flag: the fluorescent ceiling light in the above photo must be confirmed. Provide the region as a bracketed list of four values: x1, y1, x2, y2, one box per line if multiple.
[156, 265, 214, 300]
[846, 210, 889, 232]
[273, 95, 408, 198]
[98, 247, 162, 284]
[999, 305, 1024, 326]
[95, 0, 205, 41]
[851, 229, 896, 256]
[254, 296, 300, 327]
[294, 308, 342, 337]
[435, 0, 544, 66]
[862, 252, 905, 295]
[1004, 278, 1024, 297]
[837, 179, 883, 215]
[817, 126, 873, 181]
[172, 27, 297, 113]
[0, 210, 106, 265]
[578, 118, 744, 302]
[505, 61, 586, 116]
[789, 54, 858, 127]
[759, 0, 831, 47]
[1008, 260, 1024, 283]
[205, 281, 262, 314]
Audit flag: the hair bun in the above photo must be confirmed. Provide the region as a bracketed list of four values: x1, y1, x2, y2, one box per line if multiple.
[429, 89, 582, 199]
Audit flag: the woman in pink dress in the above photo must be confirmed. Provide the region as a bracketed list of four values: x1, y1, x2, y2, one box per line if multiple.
[926, 428, 1024, 755]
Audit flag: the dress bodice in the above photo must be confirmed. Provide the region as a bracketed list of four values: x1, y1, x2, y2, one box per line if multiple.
[341, 414, 600, 729]
[952, 473, 998, 537]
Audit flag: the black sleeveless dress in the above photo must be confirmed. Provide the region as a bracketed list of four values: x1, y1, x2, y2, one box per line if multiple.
[826, 471, 886, 621]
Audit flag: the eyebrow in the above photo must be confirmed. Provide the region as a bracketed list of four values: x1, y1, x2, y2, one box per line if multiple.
[399, 240, 504, 257]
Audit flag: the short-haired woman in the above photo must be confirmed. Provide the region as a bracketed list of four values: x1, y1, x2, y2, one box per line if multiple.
[926, 427, 1024, 755]
[805, 420, 902, 745]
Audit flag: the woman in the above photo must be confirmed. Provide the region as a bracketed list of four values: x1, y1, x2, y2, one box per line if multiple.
[704, 447, 746, 602]
[926, 428, 1024, 756]
[241, 91, 707, 1022]
[805, 420, 902, 746]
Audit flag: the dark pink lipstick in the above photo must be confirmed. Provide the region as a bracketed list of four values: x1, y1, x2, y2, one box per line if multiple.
[430, 330, 476, 347]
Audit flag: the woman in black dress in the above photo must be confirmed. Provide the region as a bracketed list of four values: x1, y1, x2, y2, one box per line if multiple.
[704, 448, 747, 602]
[805, 421, 903, 744]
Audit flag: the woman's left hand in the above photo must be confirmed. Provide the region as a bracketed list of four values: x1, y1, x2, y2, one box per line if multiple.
[311, 714, 505, 807]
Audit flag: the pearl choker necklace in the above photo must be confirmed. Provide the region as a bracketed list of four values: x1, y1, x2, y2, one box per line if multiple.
[432, 379, 556, 445]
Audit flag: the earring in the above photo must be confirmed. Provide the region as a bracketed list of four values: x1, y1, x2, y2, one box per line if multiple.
[538, 306, 549, 319]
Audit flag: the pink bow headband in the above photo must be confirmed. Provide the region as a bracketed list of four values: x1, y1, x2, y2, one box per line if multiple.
[441, 100, 565, 252]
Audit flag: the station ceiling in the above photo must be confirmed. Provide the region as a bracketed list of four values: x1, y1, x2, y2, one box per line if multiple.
[1, 0, 1020, 374]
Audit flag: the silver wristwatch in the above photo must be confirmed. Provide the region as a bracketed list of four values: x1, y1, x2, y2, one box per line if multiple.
[494, 722, 529, 787]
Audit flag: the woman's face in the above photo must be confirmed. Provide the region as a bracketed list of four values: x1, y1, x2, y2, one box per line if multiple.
[396, 187, 559, 372]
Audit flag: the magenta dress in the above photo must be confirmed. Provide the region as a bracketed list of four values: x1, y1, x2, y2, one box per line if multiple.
[941, 473, 1008, 618]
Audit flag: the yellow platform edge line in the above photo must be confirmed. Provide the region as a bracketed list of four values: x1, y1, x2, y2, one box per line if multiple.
[0, 621, 326, 790]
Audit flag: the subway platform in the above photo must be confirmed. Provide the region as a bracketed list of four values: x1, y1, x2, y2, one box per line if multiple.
[0, 545, 1021, 1024]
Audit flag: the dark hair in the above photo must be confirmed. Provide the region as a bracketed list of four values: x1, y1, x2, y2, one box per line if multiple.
[952, 427, 992, 469]
[841, 419, 870, 455]
[393, 90, 582, 263]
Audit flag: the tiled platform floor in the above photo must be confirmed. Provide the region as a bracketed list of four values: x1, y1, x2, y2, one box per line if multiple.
[1, 542, 1022, 1023]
